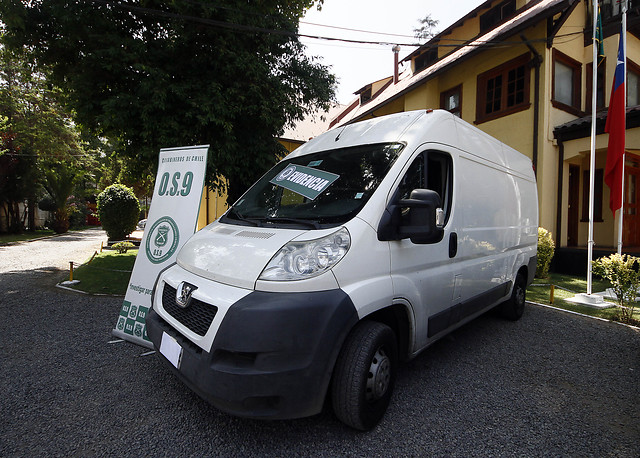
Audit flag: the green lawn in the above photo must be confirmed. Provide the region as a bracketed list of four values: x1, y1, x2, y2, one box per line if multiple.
[0, 229, 55, 245]
[528, 273, 640, 325]
[65, 249, 137, 295]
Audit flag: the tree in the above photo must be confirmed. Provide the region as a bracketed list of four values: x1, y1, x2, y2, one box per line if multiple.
[41, 160, 81, 233]
[0, 0, 336, 203]
[413, 14, 439, 42]
[0, 35, 90, 233]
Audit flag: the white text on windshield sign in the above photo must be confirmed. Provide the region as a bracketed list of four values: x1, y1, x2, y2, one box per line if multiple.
[270, 164, 339, 200]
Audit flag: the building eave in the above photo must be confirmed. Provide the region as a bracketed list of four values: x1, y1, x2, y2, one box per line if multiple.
[338, 0, 575, 127]
[553, 105, 640, 142]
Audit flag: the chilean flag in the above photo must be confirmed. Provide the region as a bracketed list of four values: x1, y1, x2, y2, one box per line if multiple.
[604, 28, 626, 214]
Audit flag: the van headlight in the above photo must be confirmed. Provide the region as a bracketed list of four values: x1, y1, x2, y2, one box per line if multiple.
[259, 228, 351, 281]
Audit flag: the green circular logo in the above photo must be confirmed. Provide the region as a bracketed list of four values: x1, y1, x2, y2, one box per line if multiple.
[145, 216, 180, 264]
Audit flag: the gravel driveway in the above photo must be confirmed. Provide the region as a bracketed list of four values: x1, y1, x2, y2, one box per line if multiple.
[0, 227, 108, 273]
[1, 231, 639, 457]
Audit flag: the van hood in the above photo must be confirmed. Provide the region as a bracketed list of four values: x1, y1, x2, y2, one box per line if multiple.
[176, 223, 305, 290]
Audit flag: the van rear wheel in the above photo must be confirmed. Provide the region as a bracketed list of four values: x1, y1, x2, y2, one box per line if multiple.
[500, 272, 526, 321]
[331, 321, 397, 431]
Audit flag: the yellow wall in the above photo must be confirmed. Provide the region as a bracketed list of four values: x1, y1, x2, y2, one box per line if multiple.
[438, 15, 481, 60]
[372, 97, 405, 118]
[372, 77, 392, 95]
[404, 83, 439, 111]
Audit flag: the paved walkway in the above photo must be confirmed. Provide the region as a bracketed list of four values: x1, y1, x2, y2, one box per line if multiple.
[0, 227, 107, 274]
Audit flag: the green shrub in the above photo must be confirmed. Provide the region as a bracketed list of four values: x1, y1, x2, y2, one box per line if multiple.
[112, 241, 135, 254]
[38, 195, 57, 212]
[536, 227, 555, 278]
[97, 184, 141, 241]
[592, 253, 640, 324]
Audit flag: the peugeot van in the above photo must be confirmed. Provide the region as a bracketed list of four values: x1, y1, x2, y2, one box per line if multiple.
[146, 109, 538, 430]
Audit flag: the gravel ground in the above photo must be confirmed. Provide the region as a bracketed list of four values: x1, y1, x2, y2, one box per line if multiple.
[1, 230, 639, 457]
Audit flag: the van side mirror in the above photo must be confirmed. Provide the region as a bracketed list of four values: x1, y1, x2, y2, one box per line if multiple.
[377, 189, 445, 244]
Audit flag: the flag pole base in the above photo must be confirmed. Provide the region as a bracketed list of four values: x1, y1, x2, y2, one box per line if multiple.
[565, 292, 616, 309]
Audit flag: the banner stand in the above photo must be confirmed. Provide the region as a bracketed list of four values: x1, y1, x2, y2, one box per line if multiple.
[112, 145, 209, 348]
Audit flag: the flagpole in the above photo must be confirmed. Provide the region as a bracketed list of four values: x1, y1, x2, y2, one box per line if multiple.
[587, 0, 599, 295]
[617, 0, 628, 254]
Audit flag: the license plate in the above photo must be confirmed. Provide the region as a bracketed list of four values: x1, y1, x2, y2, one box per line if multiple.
[160, 332, 183, 369]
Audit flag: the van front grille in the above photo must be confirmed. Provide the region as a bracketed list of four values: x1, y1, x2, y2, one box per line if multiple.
[162, 284, 218, 336]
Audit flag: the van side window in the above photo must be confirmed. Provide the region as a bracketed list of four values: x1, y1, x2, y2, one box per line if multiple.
[398, 150, 453, 225]
[398, 155, 424, 200]
[426, 151, 453, 223]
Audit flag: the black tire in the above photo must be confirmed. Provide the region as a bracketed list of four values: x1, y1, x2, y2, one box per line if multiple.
[331, 321, 398, 431]
[500, 272, 526, 321]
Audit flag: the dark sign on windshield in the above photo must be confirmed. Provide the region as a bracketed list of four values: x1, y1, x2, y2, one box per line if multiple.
[270, 164, 340, 200]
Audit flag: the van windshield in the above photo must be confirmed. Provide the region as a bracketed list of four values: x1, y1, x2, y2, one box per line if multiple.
[222, 142, 404, 228]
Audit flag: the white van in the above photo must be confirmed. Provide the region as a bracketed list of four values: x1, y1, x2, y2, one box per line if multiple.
[146, 109, 538, 430]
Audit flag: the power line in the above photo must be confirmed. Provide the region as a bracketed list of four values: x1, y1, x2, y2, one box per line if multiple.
[177, 0, 423, 39]
[88, 0, 585, 50]
[88, 0, 424, 47]
[300, 21, 419, 40]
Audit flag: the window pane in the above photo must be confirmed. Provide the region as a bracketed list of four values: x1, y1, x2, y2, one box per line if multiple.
[507, 66, 526, 107]
[446, 93, 459, 110]
[555, 60, 574, 106]
[486, 75, 502, 113]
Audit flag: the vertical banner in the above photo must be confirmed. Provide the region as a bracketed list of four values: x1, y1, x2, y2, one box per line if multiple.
[112, 145, 209, 348]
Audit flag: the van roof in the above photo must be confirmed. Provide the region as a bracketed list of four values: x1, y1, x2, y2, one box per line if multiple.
[286, 109, 533, 178]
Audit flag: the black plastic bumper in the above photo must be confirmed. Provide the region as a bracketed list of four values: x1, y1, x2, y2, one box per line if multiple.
[146, 288, 359, 419]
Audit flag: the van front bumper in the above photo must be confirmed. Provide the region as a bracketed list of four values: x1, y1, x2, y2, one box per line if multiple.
[146, 288, 358, 420]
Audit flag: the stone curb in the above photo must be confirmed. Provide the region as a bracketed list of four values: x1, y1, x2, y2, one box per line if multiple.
[527, 300, 640, 331]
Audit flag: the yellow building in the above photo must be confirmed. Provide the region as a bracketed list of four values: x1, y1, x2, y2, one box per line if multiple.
[330, 0, 640, 272]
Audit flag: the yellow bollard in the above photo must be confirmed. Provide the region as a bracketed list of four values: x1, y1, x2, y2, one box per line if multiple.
[100, 241, 103, 253]
[69, 262, 74, 282]
[550, 284, 555, 304]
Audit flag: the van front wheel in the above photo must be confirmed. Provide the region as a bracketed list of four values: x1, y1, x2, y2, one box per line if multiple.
[331, 321, 397, 431]
[500, 273, 526, 321]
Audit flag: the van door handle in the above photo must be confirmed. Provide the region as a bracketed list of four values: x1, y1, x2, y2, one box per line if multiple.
[449, 232, 458, 258]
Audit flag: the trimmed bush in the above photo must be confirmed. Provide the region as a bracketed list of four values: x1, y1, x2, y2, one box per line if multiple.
[112, 241, 135, 254]
[536, 227, 555, 278]
[97, 184, 141, 241]
[592, 253, 640, 324]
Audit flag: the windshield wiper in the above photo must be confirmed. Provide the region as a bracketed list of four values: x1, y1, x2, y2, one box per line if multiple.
[263, 217, 320, 229]
[225, 209, 261, 227]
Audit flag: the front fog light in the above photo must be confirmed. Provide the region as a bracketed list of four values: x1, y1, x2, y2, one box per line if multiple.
[259, 228, 351, 281]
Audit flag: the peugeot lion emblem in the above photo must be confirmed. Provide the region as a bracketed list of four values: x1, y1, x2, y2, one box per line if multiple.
[176, 282, 197, 309]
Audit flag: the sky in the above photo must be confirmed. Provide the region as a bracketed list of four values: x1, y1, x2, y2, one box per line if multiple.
[299, 0, 487, 104]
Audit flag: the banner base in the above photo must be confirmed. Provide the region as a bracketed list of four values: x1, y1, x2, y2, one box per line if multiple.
[111, 328, 154, 349]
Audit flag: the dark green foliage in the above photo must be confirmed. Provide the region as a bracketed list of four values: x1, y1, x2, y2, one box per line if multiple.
[97, 184, 141, 241]
[67, 196, 89, 229]
[413, 14, 439, 41]
[0, 34, 89, 233]
[38, 195, 56, 212]
[0, 0, 336, 203]
[42, 161, 80, 233]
